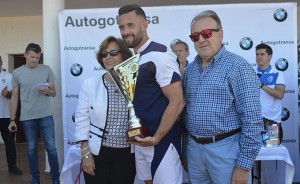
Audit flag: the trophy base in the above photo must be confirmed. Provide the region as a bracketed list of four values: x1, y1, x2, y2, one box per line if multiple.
[126, 126, 148, 142]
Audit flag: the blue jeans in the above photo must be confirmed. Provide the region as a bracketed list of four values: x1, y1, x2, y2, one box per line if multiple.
[187, 133, 250, 184]
[22, 115, 60, 181]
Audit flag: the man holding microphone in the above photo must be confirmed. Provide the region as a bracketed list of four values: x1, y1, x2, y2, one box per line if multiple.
[0, 56, 22, 175]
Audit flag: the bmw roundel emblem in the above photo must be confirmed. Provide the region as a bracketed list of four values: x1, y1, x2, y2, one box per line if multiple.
[274, 8, 288, 22]
[239, 37, 253, 50]
[281, 107, 289, 121]
[70, 63, 83, 76]
[275, 58, 288, 71]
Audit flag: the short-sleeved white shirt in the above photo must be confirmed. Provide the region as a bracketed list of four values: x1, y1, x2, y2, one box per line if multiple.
[0, 71, 12, 118]
[257, 65, 285, 122]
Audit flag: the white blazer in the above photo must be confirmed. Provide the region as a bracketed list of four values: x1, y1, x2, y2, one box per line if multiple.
[74, 73, 108, 155]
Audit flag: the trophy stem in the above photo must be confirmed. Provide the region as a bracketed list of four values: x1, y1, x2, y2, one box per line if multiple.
[128, 101, 141, 129]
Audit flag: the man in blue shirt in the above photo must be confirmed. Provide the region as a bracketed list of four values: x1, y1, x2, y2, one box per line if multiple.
[183, 10, 263, 184]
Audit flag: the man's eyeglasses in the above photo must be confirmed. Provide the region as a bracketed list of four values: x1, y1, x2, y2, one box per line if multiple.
[189, 29, 220, 42]
[101, 50, 121, 58]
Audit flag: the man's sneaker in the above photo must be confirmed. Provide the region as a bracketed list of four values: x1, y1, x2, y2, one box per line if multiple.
[30, 178, 40, 184]
[8, 165, 22, 175]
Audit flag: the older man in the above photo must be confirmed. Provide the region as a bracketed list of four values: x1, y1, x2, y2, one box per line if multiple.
[182, 10, 263, 184]
[170, 39, 190, 76]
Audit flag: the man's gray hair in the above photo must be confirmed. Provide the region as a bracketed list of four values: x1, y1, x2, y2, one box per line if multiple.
[170, 39, 189, 52]
[190, 10, 222, 31]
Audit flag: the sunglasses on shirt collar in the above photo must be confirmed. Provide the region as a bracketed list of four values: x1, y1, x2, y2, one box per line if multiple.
[189, 29, 220, 42]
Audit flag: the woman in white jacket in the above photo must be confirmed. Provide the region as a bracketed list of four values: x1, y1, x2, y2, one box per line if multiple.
[74, 36, 135, 184]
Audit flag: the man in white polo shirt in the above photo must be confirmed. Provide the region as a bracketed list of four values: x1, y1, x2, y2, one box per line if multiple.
[0, 56, 22, 175]
[256, 43, 285, 140]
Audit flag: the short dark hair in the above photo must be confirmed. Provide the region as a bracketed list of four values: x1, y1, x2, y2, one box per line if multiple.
[25, 43, 42, 54]
[118, 4, 146, 19]
[96, 36, 133, 69]
[256, 43, 273, 55]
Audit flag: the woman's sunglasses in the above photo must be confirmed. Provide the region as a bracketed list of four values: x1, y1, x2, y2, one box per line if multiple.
[189, 29, 220, 42]
[101, 50, 121, 58]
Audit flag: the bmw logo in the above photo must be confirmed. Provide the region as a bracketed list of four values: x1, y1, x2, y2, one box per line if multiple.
[275, 58, 288, 71]
[281, 107, 289, 121]
[70, 63, 83, 76]
[274, 8, 288, 22]
[72, 112, 75, 123]
[239, 37, 253, 50]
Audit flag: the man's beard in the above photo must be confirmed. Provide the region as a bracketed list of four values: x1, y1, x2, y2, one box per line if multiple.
[123, 34, 143, 48]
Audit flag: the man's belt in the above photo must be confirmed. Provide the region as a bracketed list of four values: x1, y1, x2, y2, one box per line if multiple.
[191, 128, 241, 144]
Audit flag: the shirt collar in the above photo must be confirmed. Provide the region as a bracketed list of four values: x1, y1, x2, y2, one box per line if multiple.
[257, 65, 272, 73]
[136, 39, 152, 54]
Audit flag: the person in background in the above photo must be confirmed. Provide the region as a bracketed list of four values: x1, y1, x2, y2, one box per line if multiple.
[118, 4, 185, 184]
[170, 39, 190, 173]
[0, 56, 22, 175]
[170, 39, 190, 76]
[9, 43, 60, 184]
[256, 43, 285, 140]
[74, 36, 135, 184]
[182, 10, 263, 184]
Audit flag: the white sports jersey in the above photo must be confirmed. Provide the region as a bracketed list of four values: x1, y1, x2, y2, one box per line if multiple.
[0, 71, 12, 118]
[257, 65, 285, 122]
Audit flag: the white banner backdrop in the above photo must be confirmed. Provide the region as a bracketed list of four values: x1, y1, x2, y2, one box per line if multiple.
[59, 3, 299, 182]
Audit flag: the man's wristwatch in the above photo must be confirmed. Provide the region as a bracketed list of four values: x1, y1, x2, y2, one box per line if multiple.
[10, 119, 15, 122]
[260, 84, 264, 88]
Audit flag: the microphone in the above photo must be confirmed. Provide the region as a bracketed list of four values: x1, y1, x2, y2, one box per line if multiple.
[8, 126, 16, 144]
[11, 126, 16, 131]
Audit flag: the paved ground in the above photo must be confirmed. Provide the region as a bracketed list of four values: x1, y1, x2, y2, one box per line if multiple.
[0, 142, 53, 184]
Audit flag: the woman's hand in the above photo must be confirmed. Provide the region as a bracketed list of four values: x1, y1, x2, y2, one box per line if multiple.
[81, 142, 95, 176]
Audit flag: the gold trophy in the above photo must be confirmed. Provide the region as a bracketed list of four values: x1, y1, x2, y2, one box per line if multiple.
[108, 54, 146, 142]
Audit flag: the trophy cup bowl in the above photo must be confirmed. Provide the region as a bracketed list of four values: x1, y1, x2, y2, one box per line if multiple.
[108, 54, 147, 142]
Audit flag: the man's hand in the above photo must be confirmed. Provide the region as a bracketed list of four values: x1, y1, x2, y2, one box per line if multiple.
[2, 86, 11, 98]
[128, 136, 159, 147]
[38, 88, 49, 96]
[231, 166, 250, 184]
[8, 121, 17, 132]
